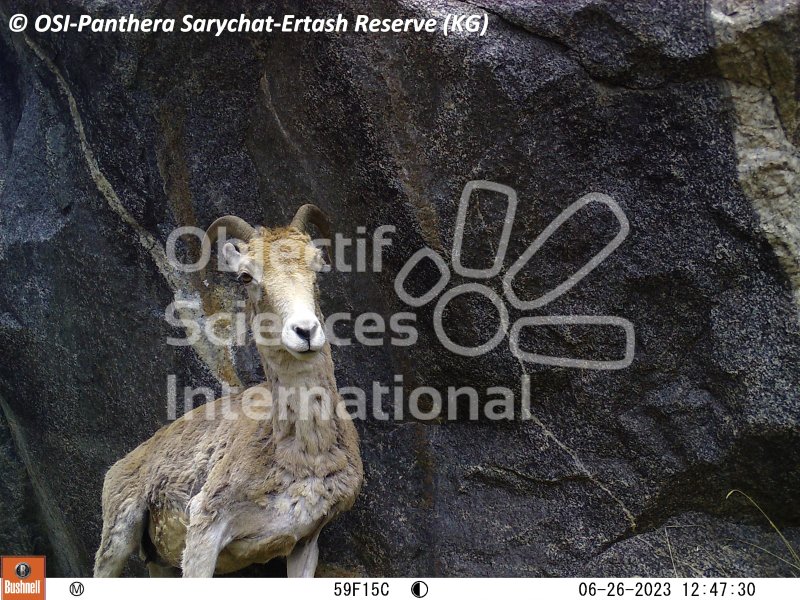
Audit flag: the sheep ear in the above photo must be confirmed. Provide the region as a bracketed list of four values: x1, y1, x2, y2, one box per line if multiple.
[309, 239, 331, 272]
[222, 242, 243, 272]
[309, 244, 329, 273]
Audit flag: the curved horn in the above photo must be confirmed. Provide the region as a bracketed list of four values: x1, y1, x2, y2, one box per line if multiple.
[204, 215, 255, 249]
[290, 204, 332, 242]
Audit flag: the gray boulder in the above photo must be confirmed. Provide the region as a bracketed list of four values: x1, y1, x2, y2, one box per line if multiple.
[0, 0, 798, 577]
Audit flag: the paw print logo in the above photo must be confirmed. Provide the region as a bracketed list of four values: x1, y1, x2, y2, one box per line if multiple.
[394, 181, 634, 369]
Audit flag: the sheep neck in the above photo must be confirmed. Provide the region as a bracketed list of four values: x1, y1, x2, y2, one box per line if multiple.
[256, 342, 340, 459]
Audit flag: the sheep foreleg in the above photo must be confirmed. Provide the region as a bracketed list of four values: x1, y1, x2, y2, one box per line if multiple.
[287, 527, 323, 578]
[181, 517, 230, 578]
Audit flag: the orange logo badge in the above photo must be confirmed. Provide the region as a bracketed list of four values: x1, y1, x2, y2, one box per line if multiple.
[1, 556, 45, 600]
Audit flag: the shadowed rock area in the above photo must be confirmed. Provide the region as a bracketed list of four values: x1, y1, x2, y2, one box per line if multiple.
[0, 0, 798, 577]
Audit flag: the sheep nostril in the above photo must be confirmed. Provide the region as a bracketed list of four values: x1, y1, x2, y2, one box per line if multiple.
[293, 326, 312, 343]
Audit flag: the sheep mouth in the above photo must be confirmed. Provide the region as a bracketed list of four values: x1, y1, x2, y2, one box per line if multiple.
[286, 347, 320, 360]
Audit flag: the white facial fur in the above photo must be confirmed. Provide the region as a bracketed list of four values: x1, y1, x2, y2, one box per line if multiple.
[222, 239, 326, 358]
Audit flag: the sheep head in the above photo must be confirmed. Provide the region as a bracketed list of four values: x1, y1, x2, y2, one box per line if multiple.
[204, 205, 330, 360]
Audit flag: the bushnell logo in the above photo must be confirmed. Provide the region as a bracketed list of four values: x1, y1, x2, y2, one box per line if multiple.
[13, 563, 30, 579]
[1, 556, 45, 600]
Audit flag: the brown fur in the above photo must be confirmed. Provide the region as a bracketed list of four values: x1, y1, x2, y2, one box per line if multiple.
[94, 223, 363, 577]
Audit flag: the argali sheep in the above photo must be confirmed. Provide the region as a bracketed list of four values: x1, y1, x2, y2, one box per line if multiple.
[93, 205, 363, 577]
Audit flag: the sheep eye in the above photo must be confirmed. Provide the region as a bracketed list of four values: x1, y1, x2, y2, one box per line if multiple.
[238, 272, 253, 284]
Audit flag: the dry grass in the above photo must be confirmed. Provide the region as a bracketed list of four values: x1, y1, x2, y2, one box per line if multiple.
[726, 489, 800, 571]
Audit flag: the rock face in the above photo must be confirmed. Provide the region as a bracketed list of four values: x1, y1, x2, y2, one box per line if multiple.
[1, 0, 799, 577]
